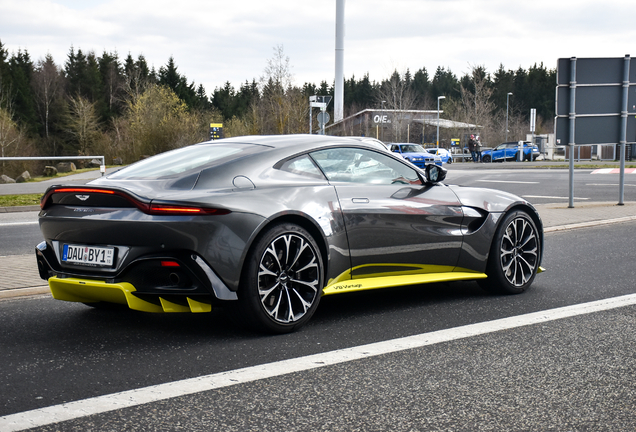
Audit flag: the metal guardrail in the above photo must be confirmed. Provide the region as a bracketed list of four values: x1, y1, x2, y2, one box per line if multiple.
[0, 156, 106, 176]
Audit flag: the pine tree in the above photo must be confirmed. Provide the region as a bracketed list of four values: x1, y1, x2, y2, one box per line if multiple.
[8, 49, 38, 132]
[98, 50, 123, 119]
[158, 57, 197, 109]
[0, 39, 10, 106]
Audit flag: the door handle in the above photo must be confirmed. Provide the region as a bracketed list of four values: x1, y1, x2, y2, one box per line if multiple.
[352, 198, 369, 203]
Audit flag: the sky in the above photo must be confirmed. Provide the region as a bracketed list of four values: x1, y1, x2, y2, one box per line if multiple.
[2, 0, 636, 95]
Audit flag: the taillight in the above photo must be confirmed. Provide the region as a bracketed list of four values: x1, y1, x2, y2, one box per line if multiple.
[148, 204, 230, 216]
[40, 187, 229, 216]
[40, 187, 121, 209]
[49, 187, 115, 195]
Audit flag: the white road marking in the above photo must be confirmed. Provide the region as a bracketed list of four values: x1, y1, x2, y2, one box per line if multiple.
[3, 294, 636, 431]
[586, 183, 636, 187]
[591, 168, 636, 174]
[522, 195, 590, 200]
[478, 180, 539, 184]
[0, 222, 38, 227]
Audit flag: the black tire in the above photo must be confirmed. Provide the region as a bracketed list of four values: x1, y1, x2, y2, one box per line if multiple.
[482, 155, 491, 163]
[237, 223, 323, 334]
[447, 157, 452, 164]
[479, 210, 540, 295]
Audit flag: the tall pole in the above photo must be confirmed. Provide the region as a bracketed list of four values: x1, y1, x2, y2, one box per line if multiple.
[618, 54, 630, 205]
[506, 92, 512, 142]
[381, 100, 386, 142]
[437, 96, 445, 147]
[334, 0, 345, 123]
[568, 57, 577, 208]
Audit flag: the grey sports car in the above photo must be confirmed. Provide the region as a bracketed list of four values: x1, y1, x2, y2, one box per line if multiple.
[36, 134, 544, 333]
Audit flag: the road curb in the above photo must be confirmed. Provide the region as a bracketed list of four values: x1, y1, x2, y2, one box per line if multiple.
[544, 215, 636, 233]
[0, 286, 50, 300]
[0, 205, 40, 213]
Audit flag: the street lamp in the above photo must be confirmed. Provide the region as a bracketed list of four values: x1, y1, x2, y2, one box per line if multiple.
[381, 100, 386, 142]
[506, 92, 512, 142]
[437, 96, 445, 147]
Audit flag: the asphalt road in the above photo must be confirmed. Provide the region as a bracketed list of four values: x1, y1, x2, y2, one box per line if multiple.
[0, 211, 41, 255]
[2, 166, 636, 430]
[444, 165, 636, 204]
[1, 220, 636, 430]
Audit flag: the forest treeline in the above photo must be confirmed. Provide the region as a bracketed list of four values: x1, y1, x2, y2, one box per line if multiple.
[0, 41, 555, 178]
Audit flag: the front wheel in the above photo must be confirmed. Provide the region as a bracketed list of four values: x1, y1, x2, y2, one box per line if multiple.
[479, 210, 540, 294]
[238, 223, 323, 333]
[482, 155, 491, 163]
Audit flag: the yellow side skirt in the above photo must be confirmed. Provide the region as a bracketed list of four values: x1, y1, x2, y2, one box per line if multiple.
[48, 276, 212, 313]
[322, 271, 488, 296]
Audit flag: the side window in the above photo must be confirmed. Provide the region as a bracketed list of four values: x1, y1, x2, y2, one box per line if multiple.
[310, 148, 422, 185]
[278, 155, 325, 179]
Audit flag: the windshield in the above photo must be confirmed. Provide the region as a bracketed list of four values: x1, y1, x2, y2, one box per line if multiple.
[108, 143, 265, 180]
[401, 144, 427, 153]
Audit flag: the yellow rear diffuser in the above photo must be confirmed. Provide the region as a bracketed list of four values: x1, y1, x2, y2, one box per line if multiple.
[48, 276, 211, 313]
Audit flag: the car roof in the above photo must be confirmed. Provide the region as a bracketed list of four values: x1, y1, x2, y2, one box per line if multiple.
[193, 134, 400, 165]
[198, 134, 370, 151]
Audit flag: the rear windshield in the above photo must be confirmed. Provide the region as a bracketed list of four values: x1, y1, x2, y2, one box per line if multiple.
[108, 143, 266, 180]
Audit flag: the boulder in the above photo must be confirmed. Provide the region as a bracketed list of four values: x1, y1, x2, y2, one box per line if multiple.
[113, 157, 123, 165]
[0, 174, 16, 184]
[89, 158, 102, 167]
[56, 162, 77, 173]
[16, 171, 31, 183]
[43, 166, 58, 177]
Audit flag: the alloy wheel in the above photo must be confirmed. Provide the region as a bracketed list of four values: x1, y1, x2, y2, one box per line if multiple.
[499, 216, 538, 287]
[257, 233, 320, 324]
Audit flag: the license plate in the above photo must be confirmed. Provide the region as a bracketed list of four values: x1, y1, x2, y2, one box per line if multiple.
[62, 244, 114, 267]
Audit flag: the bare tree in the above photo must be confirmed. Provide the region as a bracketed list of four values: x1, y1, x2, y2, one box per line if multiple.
[442, 65, 497, 146]
[32, 54, 62, 140]
[257, 45, 308, 134]
[377, 70, 418, 142]
[65, 95, 101, 154]
[0, 107, 24, 173]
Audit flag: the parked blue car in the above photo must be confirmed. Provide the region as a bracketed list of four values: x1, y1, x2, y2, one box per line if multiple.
[481, 142, 540, 162]
[426, 147, 453, 164]
[389, 143, 443, 168]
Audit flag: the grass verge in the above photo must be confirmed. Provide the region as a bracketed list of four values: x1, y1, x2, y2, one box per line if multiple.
[0, 193, 42, 207]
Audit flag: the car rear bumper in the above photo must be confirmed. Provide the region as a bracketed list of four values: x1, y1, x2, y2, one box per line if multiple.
[36, 240, 238, 311]
[48, 276, 215, 313]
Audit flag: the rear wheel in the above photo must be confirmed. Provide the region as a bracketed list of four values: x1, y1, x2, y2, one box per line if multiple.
[238, 223, 323, 333]
[479, 210, 540, 294]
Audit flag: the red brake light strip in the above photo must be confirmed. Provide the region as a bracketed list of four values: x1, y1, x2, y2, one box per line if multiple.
[42, 187, 228, 216]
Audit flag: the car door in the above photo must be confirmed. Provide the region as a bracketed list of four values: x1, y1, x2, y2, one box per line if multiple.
[490, 144, 504, 161]
[309, 147, 464, 279]
[505, 143, 520, 160]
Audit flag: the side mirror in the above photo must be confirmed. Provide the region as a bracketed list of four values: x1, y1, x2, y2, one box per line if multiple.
[425, 164, 447, 183]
